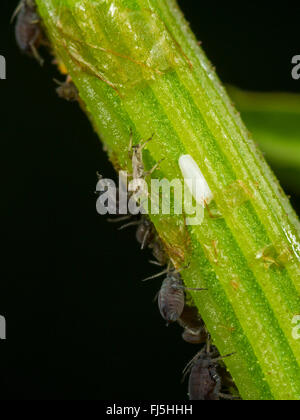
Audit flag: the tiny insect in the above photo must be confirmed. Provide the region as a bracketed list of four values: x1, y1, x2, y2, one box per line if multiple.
[135, 216, 155, 250]
[55, 78, 79, 102]
[148, 236, 168, 266]
[13, 0, 44, 65]
[179, 305, 207, 344]
[128, 130, 164, 186]
[183, 345, 235, 400]
[135, 216, 168, 263]
[157, 271, 206, 324]
[179, 305, 204, 330]
[182, 328, 207, 345]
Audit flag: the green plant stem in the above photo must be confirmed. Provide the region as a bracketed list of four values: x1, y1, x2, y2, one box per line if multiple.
[36, 0, 300, 400]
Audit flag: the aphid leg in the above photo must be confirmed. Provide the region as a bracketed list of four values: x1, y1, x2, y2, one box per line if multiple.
[174, 284, 207, 292]
[29, 37, 44, 66]
[142, 267, 170, 282]
[210, 352, 236, 364]
[107, 215, 132, 223]
[149, 260, 164, 267]
[212, 367, 222, 396]
[219, 393, 240, 400]
[142, 262, 172, 282]
[206, 334, 212, 354]
[143, 262, 189, 282]
[141, 226, 151, 250]
[182, 347, 206, 382]
[144, 158, 165, 177]
[118, 220, 140, 230]
[128, 128, 134, 159]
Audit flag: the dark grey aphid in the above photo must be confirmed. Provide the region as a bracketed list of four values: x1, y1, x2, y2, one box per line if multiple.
[178, 305, 207, 344]
[179, 305, 204, 330]
[13, 0, 44, 65]
[158, 272, 206, 324]
[184, 346, 235, 400]
[158, 272, 185, 323]
[182, 327, 207, 345]
[148, 236, 168, 266]
[135, 216, 155, 250]
[135, 216, 168, 265]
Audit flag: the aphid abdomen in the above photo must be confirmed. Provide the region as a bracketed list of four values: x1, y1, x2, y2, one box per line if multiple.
[182, 328, 207, 345]
[158, 276, 185, 323]
[189, 364, 219, 400]
[178, 305, 207, 344]
[15, 7, 40, 54]
[179, 305, 204, 330]
[149, 238, 168, 266]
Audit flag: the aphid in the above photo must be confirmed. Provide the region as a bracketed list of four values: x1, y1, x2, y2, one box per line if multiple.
[128, 130, 164, 185]
[55, 78, 79, 102]
[158, 272, 185, 324]
[183, 345, 235, 400]
[158, 271, 206, 324]
[148, 236, 168, 266]
[178, 305, 207, 345]
[179, 305, 204, 330]
[178, 155, 213, 207]
[135, 216, 155, 250]
[182, 328, 207, 345]
[13, 0, 44, 65]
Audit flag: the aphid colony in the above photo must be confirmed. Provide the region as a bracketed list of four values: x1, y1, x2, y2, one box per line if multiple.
[96, 136, 237, 399]
[13, 5, 238, 399]
[13, 0, 79, 102]
[105, 135, 237, 400]
[117, 213, 237, 400]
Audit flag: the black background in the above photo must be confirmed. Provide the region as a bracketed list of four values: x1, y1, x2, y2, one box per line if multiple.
[0, 0, 300, 400]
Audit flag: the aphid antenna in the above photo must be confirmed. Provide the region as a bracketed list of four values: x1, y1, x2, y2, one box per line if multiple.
[144, 157, 166, 177]
[148, 260, 164, 267]
[210, 352, 236, 364]
[11, 1, 23, 24]
[152, 291, 159, 303]
[182, 347, 206, 382]
[118, 220, 141, 230]
[138, 133, 155, 151]
[142, 267, 170, 282]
